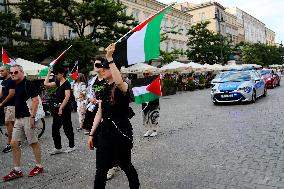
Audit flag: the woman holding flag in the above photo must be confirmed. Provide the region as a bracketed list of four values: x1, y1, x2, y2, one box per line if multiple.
[44, 67, 75, 155]
[88, 43, 140, 189]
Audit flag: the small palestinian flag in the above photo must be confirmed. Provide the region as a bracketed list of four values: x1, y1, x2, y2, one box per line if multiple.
[2, 48, 16, 67]
[69, 64, 78, 82]
[39, 45, 72, 77]
[132, 75, 162, 104]
[114, 4, 174, 67]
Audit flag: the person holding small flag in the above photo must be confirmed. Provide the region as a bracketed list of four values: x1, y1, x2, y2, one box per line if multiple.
[44, 66, 75, 155]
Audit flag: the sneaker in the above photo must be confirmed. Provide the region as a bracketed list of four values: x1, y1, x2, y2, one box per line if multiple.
[143, 130, 152, 137]
[2, 144, 12, 153]
[107, 166, 119, 180]
[76, 127, 82, 132]
[65, 146, 76, 153]
[28, 166, 44, 177]
[150, 131, 157, 137]
[3, 169, 23, 182]
[50, 148, 63, 155]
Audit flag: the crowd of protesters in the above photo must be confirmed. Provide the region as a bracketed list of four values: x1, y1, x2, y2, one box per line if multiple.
[0, 43, 142, 188]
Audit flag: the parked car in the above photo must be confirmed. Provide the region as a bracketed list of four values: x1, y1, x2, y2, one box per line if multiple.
[211, 70, 267, 104]
[258, 69, 280, 88]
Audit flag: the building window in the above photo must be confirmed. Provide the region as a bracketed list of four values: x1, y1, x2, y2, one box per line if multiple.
[44, 22, 53, 40]
[132, 9, 140, 21]
[163, 18, 168, 31]
[68, 28, 76, 39]
[20, 20, 31, 37]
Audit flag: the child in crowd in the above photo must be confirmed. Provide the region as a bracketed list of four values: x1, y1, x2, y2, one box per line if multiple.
[77, 92, 87, 131]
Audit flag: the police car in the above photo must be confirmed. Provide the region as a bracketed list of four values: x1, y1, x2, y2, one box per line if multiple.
[211, 70, 267, 104]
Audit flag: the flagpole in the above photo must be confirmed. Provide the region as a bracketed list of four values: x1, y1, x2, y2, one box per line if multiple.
[49, 45, 73, 67]
[115, 3, 175, 44]
[70, 61, 78, 73]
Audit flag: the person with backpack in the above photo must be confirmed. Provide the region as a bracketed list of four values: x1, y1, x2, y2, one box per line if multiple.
[44, 66, 75, 155]
[2, 64, 43, 182]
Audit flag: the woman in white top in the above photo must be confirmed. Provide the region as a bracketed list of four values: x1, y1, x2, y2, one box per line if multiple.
[73, 73, 86, 130]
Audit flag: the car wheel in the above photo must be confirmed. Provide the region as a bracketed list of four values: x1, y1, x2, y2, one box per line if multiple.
[263, 87, 267, 97]
[251, 90, 256, 103]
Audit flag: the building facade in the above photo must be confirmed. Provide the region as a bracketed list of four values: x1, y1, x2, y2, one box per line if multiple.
[178, 2, 275, 46]
[265, 27, 276, 46]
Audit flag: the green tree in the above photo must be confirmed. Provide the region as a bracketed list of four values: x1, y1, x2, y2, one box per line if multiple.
[186, 21, 232, 65]
[3, 0, 136, 73]
[241, 42, 284, 66]
[0, 11, 20, 45]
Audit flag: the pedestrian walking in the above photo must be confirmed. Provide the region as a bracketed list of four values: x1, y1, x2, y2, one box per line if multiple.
[83, 57, 107, 135]
[73, 73, 86, 130]
[44, 67, 75, 155]
[88, 43, 140, 189]
[0, 66, 16, 153]
[142, 70, 160, 137]
[2, 64, 43, 182]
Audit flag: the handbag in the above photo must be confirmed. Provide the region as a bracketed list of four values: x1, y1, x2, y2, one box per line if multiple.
[25, 81, 45, 121]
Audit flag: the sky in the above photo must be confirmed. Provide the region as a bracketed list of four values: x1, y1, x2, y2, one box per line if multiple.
[157, 0, 284, 44]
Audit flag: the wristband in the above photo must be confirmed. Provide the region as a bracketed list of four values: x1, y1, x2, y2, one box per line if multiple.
[89, 134, 94, 137]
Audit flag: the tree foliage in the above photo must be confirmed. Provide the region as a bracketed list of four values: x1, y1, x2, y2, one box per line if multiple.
[186, 21, 232, 65]
[19, 0, 135, 46]
[0, 0, 136, 73]
[0, 11, 19, 44]
[241, 42, 284, 66]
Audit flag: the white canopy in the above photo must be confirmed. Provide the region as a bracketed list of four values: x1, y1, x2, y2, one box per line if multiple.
[160, 61, 191, 72]
[223, 64, 243, 70]
[120, 63, 159, 74]
[16, 58, 48, 76]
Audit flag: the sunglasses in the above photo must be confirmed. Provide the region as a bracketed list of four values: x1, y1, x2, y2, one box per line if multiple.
[10, 71, 19, 75]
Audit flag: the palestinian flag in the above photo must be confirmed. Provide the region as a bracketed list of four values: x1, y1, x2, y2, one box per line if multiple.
[49, 45, 72, 67]
[68, 64, 78, 82]
[132, 75, 162, 104]
[39, 45, 72, 77]
[114, 4, 174, 67]
[2, 48, 16, 67]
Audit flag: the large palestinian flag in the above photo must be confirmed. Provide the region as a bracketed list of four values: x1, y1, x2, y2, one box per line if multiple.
[114, 4, 174, 67]
[2, 48, 16, 67]
[132, 75, 162, 104]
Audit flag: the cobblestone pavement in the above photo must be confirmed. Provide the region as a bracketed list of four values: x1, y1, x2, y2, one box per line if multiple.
[1, 85, 284, 189]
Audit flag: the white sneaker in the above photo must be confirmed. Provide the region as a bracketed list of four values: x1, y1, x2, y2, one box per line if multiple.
[107, 166, 120, 180]
[50, 148, 63, 155]
[65, 146, 76, 153]
[150, 131, 157, 137]
[143, 130, 152, 137]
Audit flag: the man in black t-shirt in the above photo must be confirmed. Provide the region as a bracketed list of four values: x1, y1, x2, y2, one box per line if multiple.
[2, 64, 43, 182]
[0, 66, 16, 153]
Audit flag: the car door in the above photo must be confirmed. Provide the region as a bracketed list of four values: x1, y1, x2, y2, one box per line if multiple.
[253, 71, 264, 96]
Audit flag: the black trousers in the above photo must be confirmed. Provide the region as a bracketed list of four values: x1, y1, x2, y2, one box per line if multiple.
[94, 137, 140, 189]
[52, 108, 75, 149]
[83, 109, 97, 131]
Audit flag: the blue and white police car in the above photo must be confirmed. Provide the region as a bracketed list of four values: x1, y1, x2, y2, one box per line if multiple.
[211, 70, 267, 104]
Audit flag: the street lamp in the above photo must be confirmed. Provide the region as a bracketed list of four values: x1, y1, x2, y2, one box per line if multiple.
[214, 9, 225, 65]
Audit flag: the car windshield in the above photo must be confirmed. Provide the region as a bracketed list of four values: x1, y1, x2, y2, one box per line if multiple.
[220, 72, 251, 82]
[214, 72, 233, 80]
[259, 70, 272, 76]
